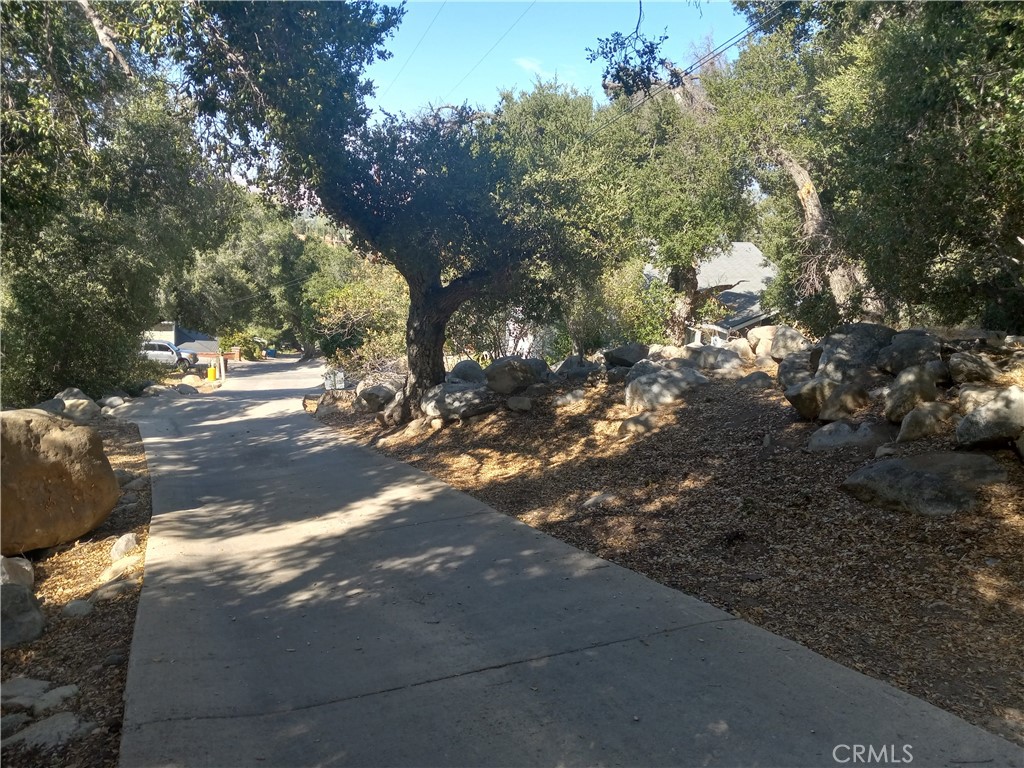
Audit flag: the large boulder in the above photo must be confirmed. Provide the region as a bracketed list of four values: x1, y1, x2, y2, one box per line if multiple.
[624, 359, 665, 386]
[553, 354, 601, 383]
[737, 371, 774, 390]
[625, 368, 709, 412]
[817, 322, 896, 382]
[770, 325, 812, 362]
[949, 352, 1002, 384]
[1, 410, 119, 556]
[818, 380, 872, 422]
[840, 452, 1007, 516]
[807, 421, 895, 452]
[747, 326, 778, 358]
[699, 347, 745, 378]
[448, 359, 486, 384]
[604, 343, 650, 368]
[420, 383, 495, 421]
[875, 330, 942, 375]
[484, 356, 546, 394]
[784, 376, 839, 420]
[355, 384, 398, 413]
[958, 385, 1003, 414]
[777, 349, 819, 389]
[883, 365, 938, 423]
[956, 386, 1024, 448]
[897, 402, 956, 443]
[61, 397, 101, 424]
[724, 338, 756, 363]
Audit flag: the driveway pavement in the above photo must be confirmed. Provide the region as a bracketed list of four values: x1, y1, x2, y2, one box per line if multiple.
[118, 358, 1023, 767]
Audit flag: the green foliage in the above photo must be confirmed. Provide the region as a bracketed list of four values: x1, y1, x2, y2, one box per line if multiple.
[1, 81, 233, 407]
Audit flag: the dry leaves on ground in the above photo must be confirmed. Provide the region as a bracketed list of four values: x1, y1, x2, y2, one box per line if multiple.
[318, 377, 1024, 747]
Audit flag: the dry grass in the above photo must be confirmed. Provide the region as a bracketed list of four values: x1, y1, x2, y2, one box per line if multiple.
[318, 374, 1024, 747]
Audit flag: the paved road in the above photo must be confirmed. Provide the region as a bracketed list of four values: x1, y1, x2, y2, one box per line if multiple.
[118, 358, 1023, 767]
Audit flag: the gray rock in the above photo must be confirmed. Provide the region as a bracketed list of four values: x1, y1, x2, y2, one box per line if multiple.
[61, 398, 101, 423]
[102, 650, 127, 666]
[807, 422, 896, 452]
[449, 359, 486, 384]
[924, 359, 952, 384]
[619, 413, 657, 435]
[62, 600, 94, 618]
[748, 326, 778, 358]
[884, 365, 938, 423]
[1, 584, 45, 648]
[605, 366, 631, 385]
[661, 357, 700, 372]
[604, 342, 650, 368]
[699, 346, 744, 374]
[110, 533, 140, 561]
[785, 376, 839, 420]
[141, 384, 172, 396]
[625, 368, 710, 412]
[0, 556, 34, 588]
[1, 712, 92, 750]
[1, 677, 51, 706]
[100, 396, 125, 409]
[956, 386, 1024, 447]
[736, 371, 774, 390]
[1, 713, 31, 738]
[122, 476, 148, 491]
[506, 396, 533, 412]
[114, 468, 134, 485]
[897, 402, 956, 443]
[175, 383, 198, 395]
[354, 384, 396, 413]
[817, 322, 897, 382]
[553, 389, 586, 407]
[724, 338, 756, 363]
[33, 399, 66, 415]
[874, 330, 941, 375]
[624, 359, 665, 385]
[420, 383, 494, 421]
[647, 344, 686, 361]
[841, 452, 1007, 516]
[582, 492, 618, 508]
[91, 576, 140, 603]
[379, 389, 406, 427]
[55, 387, 88, 401]
[484, 356, 544, 394]
[959, 385, 1003, 414]
[1005, 335, 1024, 348]
[818, 380, 872, 422]
[949, 352, 1002, 384]
[98, 554, 142, 584]
[32, 684, 78, 716]
[770, 325, 812, 362]
[119, 491, 140, 506]
[777, 349, 818, 389]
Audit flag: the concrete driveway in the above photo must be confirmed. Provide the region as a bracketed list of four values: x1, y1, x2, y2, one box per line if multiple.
[118, 358, 1023, 767]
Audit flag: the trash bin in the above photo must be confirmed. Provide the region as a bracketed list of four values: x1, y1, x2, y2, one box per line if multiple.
[266, 347, 277, 358]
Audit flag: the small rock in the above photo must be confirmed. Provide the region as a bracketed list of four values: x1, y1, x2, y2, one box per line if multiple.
[122, 477, 148, 492]
[1, 713, 31, 738]
[1, 677, 52, 706]
[180, 374, 204, 387]
[784, 376, 838, 420]
[110, 533, 140, 561]
[98, 395, 126, 408]
[0, 556, 34, 588]
[507, 396, 533, 412]
[553, 389, 585, 407]
[32, 684, 79, 716]
[98, 555, 142, 584]
[113, 468, 134, 485]
[119, 491, 140, 505]
[875, 445, 898, 458]
[897, 402, 955, 443]
[1, 712, 92, 750]
[523, 383, 550, 398]
[449, 359, 487, 384]
[619, 413, 657, 435]
[736, 371, 774, 390]
[1, 584, 45, 648]
[102, 650, 127, 666]
[818, 380, 872, 422]
[90, 576, 140, 603]
[807, 422, 895, 452]
[62, 600, 94, 618]
[583, 492, 618, 509]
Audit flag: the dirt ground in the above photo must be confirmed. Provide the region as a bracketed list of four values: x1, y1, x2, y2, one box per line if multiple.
[316, 373, 1024, 747]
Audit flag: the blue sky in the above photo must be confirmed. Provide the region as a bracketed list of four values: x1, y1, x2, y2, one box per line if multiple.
[366, 1, 749, 116]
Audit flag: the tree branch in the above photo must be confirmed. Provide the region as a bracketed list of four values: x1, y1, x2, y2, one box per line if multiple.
[75, 0, 133, 78]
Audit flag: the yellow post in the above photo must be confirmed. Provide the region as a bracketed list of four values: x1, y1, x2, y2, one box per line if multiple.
[207, 365, 217, 381]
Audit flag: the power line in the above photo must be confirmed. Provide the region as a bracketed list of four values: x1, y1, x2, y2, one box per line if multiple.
[584, 4, 784, 143]
[380, 1, 448, 99]
[442, 1, 537, 102]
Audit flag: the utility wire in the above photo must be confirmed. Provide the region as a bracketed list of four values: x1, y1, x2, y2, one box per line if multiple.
[442, 1, 537, 101]
[380, 1, 448, 99]
[585, 4, 784, 143]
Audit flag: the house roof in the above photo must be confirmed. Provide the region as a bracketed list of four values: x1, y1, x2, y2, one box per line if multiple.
[697, 242, 776, 329]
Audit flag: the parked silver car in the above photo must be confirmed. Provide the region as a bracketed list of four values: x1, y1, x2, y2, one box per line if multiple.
[141, 340, 199, 371]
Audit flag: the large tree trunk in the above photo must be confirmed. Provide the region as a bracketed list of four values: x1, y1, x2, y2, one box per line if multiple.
[666, 263, 699, 344]
[402, 289, 450, 421]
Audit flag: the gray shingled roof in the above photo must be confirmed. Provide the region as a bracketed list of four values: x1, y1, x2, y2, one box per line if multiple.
[697, 242, 776, 329]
